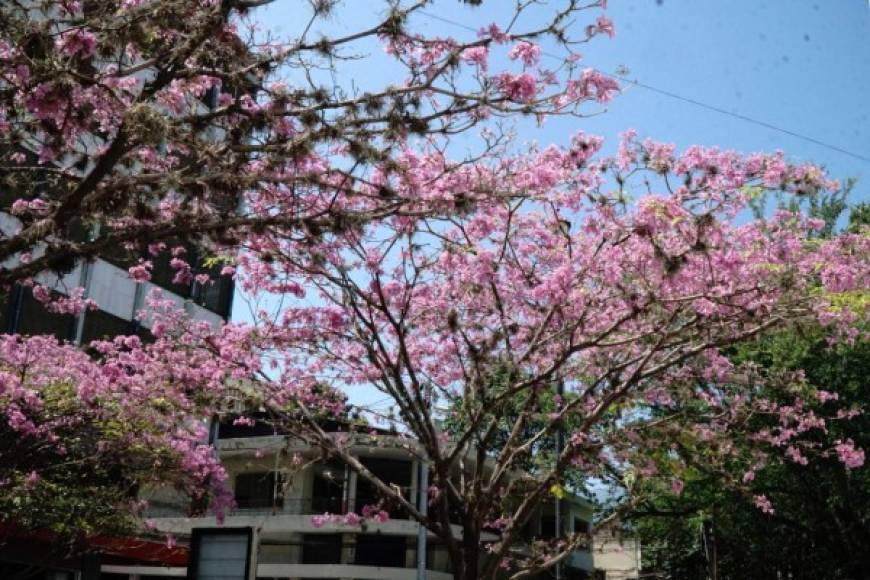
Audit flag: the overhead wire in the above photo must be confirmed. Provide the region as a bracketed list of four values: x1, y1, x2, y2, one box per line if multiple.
[418, 9, 870, 165]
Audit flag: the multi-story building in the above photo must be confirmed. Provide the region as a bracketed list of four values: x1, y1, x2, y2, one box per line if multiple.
[0, 236, 234, 343]
[99, 419, 597, 580]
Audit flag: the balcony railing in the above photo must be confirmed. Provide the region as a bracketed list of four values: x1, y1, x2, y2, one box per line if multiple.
[232, 489, 415, 517]
[230, 496, 346, 515]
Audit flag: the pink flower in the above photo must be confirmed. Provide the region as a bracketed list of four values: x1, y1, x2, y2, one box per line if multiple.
[567, 69, 620, 103]
[671, 479, 684, 496]
[311, 514, 329, 528]
[785, 446, 808, 466]
[495, 72, 538, 103]
[170, 257, 193, 285]
[56, 30, 97, 59]
[816, 390, 838, 403]
[834, 439, 865, 469]
[590, 16, 616, 38]
[11, 198, 49, 216]
[461, 46, 489, 71]
[148, 242, 166, 256]
[479, 23, 510, 44]
[24, 471, 41, 488]
[508, 41, 541, 67]
[128, 261, 153, 282]
[31, 285, 52, 303]
[753, 494, 774, 514]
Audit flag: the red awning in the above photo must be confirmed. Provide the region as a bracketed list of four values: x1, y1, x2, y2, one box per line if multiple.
[0, 522, 189, 566]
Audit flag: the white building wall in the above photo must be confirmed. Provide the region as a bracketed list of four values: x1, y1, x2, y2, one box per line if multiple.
[593, 535, 642, 580]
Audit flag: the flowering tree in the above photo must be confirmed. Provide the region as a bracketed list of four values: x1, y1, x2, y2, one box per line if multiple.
[215, 134, 867, 580]
[0, 2, 867, 578]
[631, 320, 870, 580]
[627, 203, 870, 580]
[0, 326, 234, 545]
[0, 0, 614, 286]
[0, 0, 621, 552]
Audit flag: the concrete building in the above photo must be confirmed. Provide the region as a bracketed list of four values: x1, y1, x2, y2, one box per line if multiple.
[0, 238, 233, 342]
[100, 419, 597, 580]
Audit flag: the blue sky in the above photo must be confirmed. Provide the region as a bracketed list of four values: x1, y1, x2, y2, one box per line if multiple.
[254, 0, 869, 194]
[557, 0, 870, 185]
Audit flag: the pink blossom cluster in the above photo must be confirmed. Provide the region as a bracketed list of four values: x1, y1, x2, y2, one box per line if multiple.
[509, 41, 542, 67]
[310, 505, 390, 528]
[495, 72, 538, 103]
[834, 439, 865, 469]
[222, 130, 868, 523]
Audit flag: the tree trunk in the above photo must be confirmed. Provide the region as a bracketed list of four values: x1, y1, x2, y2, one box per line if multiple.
[455, 521, 481, 580]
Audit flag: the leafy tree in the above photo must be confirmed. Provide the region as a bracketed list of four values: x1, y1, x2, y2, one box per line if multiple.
[0, 332, 231, 549]
[628, 202, 870, 580]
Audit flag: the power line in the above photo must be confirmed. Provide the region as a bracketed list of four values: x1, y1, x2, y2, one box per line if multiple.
[418, 9, 870, 165]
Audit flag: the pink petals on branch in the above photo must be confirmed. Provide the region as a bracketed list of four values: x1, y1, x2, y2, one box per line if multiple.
[834, 439, 865, 469]
[509, 41, 542, 67]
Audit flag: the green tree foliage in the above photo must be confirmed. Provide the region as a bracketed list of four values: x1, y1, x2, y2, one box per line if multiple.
[629, 199, 870, 580]
[631, 324, 870, 579]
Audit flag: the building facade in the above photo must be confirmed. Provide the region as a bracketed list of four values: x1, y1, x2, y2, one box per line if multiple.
[102, 422, 597, 580]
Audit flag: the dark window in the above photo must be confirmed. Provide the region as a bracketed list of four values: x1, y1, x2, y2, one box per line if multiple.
[234, 472, 284, 510]
[312, 462, 346, 514]
[14, 287, 76, 341]
[134, 323, 156, 345]
[149, 244, 234, 318]
[355, 458, 413, 519]
[150, 247, 193, 298]
[192, 272, 233, 318]
[0, 147, 41, 211]
[80, 309, 133, 343]
[565, 569, 592, 580]
[540, 515, 558, 539]
[200, 85, 219, 110]
[355, 534, 406, 568]
[574, 518, 590, 535]
[218, 412, 280, 439]
[302, 534, 342, 564]
[425, 541, 451, 573]
[0, 289, 12, 333]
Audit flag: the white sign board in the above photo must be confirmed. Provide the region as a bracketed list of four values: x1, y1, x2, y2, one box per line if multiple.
[187, 527, 257, 580]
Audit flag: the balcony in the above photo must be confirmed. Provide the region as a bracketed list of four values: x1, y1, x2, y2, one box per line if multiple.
[230, 497, 346, 515]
